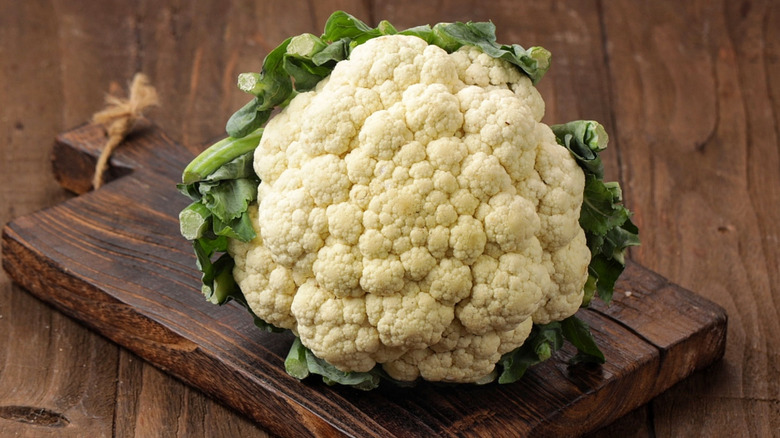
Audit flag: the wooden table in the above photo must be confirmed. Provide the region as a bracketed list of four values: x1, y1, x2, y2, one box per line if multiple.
[1, 1, 777, 436]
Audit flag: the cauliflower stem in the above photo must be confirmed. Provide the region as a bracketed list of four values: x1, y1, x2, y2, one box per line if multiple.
[177, 11, 638, 390]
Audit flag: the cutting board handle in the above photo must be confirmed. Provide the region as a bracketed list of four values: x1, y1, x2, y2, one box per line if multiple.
[51, 121, 187, 194]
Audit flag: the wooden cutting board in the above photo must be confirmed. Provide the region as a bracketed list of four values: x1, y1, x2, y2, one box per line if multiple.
[2, 123, 727, 438]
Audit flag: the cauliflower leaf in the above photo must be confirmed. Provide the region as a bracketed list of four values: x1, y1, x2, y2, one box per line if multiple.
[551, 120, 640, 304]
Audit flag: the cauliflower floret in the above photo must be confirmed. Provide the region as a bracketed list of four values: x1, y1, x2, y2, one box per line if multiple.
[384, 318, 534, 382]
[291, 280, 405, 372]
[535, 126, 586, 251]
[229, 209, 297, 330]
[365, 283, 453, 349]
[312, 242, 363, 297]
[402, 83, 463, 145]
[533, 228, 590, 324]
[229, 35, 590, 383]
[456, 243, 549, 335]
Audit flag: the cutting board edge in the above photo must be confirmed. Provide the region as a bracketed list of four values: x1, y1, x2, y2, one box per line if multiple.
[544, 302, 727, 437]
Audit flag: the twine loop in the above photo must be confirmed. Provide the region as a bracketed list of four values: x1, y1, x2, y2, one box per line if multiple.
[91, 73, 159, 189]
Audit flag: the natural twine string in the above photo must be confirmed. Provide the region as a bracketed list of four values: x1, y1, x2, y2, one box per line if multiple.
[91, 73, 159, 189]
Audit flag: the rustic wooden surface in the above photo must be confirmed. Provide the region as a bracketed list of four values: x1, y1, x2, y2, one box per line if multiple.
[2, 122, 726, 437]
[0, 0, 776, 436]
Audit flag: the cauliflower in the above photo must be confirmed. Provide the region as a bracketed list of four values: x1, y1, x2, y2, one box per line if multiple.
[179, 11, 639, 388]
[228, 35, 586, 383]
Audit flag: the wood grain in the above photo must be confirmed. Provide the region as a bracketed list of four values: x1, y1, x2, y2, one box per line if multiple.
[1, 1, 777, 436]
[2, 123, 726, 437]
[0, 2, 119, 437]
[600, 1, 780, 435]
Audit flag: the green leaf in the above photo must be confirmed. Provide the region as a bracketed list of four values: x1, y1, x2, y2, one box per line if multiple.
[551, 120, 608, 179]
[212, 210, 256, 241]
[505, 46, 552, 85]
[308, 351, 373, 388]
[282, 336, 390, 390]
[311, 39, 351, 65]
[375, 20, 398, 36]
[588, 255, 623, 304]
[225, 98, 271, 139]
[535, 322, 564, 352]
[561, 315, 605, 364]
[179, 146, 260, 249]
[580, 175, 632, 236]
[198, 178, 258, 223]
[192, 237, 228, 302]
[194, 234, 229, 256]
[321, 11, 382, 43]
[498, 322, 564, 384]
[205, 151, 257, 182]
[282, 33, 333, 91]
[177, 181, 202, 202]
[209, 254, 237, 305]
[283, 56, 332, 91]
[581, 274, 598, 307]
[602, 218, 641, 264]
[497, 347, 539, 384]
[430, 21, 495, 52]
[303, 346, 381, 390]
[398, 24, 434, 42]
[191, 235, 284, 332]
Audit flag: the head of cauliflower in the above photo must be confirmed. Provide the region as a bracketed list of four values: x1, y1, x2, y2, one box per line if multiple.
[228, 34, 590, 383]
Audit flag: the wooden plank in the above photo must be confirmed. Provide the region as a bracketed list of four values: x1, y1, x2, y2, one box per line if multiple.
[0, 2, 123, 436]
[2, 123, 727, 437]
[599, 0, 780, 435]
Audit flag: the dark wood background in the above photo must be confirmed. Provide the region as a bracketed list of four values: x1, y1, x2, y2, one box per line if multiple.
[1, 1, 777, 436]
